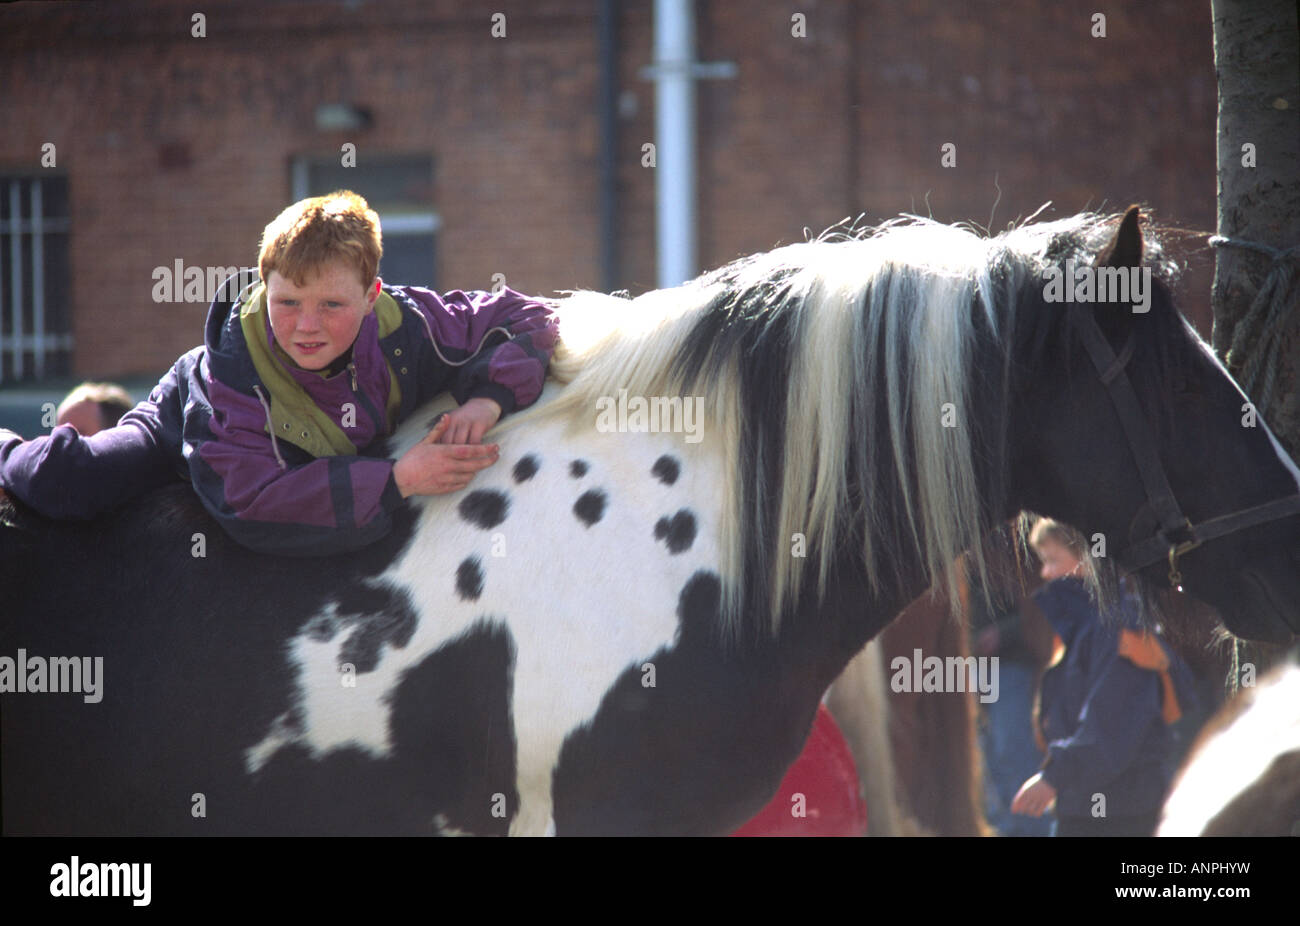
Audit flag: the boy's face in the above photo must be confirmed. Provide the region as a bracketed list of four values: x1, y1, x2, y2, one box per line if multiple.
[1037, 539, 1083, 582]
[266, 259, 380, 371]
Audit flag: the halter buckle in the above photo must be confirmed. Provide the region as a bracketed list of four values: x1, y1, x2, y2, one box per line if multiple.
[1165, 525, 1202, 590]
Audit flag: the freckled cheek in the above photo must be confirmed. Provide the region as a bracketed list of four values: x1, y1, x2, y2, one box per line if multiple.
[270, 312, 298, 340]
[332, 316, 363, 344]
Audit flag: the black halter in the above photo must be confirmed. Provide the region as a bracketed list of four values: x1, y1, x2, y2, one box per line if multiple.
[1069, 304, 1300, 588]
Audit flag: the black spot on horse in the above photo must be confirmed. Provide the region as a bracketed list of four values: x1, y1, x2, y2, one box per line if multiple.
[459, 490, 509, 529]
[335, 583, 419, 674]
[550, 567, 745, 836]
[573, 489, 607, 527]
[336, 581, 404, 616]
[652, 455, 681, 485]
[569, 459, 589, 478]
[385, 619, 519, 835]
[677, 570, 723, 636]
[654, 509, 696, 553]
[457, 556, 484, 601]
[304, 614, 339, 642]
[245, 620, 520, 836]
[513, 454, 539, 483]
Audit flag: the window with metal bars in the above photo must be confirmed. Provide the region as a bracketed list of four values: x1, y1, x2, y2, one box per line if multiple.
[0, 174, 72, 383]
[290, 154, 439, 289]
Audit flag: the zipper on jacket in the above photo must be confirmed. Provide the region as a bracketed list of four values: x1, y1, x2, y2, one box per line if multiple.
[348, 361, 358, 392]
[397, 291, 510, 368]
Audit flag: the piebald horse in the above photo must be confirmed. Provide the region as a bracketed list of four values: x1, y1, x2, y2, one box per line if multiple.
[3, 207, 1298, 835]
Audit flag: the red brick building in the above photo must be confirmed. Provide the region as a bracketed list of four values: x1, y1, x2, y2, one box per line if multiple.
[0, 0, 1218, 388]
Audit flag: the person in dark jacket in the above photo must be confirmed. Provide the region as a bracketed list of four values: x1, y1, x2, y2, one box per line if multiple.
[1011, 518, 1196, 836]
[0, 190, 559, 556]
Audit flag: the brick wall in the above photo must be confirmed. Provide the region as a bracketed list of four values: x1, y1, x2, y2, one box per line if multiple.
[0, 0, 1218, 380]
[689, 0, 1217, 322]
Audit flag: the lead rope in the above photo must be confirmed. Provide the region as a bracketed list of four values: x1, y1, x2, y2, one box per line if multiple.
[1212, 236, 1300, 414]
[1210, 235, 1300, 696]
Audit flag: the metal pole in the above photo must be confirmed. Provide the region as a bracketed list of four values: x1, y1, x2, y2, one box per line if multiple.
[9, 179, 23, 378]
[598, 0, 620, 293]
[32, 180, 45, 379]
[653, 0, 697, 288]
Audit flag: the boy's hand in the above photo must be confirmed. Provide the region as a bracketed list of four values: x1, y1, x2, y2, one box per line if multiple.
[1010, 773, 1057, 817]
[436, 397, 502, 446]
[393, 416, 500, 498]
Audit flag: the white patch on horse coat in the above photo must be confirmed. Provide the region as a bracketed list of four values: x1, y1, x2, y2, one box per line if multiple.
[245, 384, 725, 835]
[1158, 664, 1300, 836]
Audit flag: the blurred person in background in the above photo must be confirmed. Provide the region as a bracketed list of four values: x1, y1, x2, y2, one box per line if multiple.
[56, 381, 134, 436]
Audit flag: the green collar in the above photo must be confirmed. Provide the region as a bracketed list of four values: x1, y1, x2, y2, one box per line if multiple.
[237, 282, 402, 458]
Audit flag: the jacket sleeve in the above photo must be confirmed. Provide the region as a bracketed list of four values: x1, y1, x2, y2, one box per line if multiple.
[188, 375, 408, 557]
[0, 367, 182, 520]
[0, 420, 175, 520]
[1038, 640, 1164, 797]
[403, 285, 558, 414]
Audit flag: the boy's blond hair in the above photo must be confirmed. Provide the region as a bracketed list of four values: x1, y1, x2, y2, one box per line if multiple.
[258, 190, 382, 289]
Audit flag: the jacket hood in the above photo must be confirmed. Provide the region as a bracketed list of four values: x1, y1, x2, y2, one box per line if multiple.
[1032, 576, 1097, 645]
[1033, 574, 1144, 645]
[203, 271, 263, 390]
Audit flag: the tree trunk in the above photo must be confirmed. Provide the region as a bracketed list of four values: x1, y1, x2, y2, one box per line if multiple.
[1211, 0, 1299, 684]
[1210, 0, 1300, 458]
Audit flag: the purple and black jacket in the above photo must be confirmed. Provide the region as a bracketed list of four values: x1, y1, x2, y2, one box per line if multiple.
[0, 278, 558, 556]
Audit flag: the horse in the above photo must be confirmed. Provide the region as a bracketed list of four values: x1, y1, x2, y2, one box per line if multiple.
[1158, 657, 1300, 836]
[3, 206, 1298, 835]
[829, 580, 989, 836]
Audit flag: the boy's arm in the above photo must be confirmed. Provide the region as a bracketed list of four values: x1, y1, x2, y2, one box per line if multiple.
[188, 377, 407, 557]
[0, 379, 179, 521]
[403, 285, 559, 415]
[0, 424, 175, 520]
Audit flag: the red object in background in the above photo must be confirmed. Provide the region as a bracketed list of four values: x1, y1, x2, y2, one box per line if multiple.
[731, 703, 868, 836]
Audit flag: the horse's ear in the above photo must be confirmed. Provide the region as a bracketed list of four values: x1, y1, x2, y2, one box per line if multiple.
[1096, 205, 1143, 268]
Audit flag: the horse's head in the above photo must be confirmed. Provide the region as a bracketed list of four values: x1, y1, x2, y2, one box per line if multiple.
[1010, 207, 1300, 642]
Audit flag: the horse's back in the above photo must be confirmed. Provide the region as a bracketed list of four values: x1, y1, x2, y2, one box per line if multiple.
[1, 486, 325, 834]
[2, 394, 828, 835]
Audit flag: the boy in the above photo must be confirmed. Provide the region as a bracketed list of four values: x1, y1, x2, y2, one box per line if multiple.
[0, 191, 558, 556]
[1010, 518, 1195, 836]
